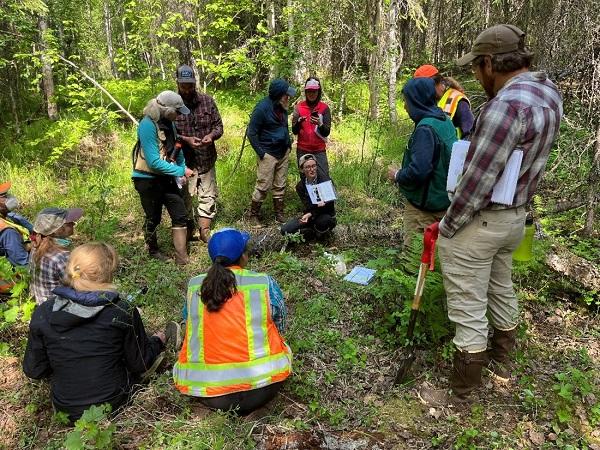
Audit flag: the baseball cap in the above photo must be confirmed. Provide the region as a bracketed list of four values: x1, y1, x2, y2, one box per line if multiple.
[34, 207, 84, 236]
[414, 65, 439, 78]
[156, 90, 190, 115]
[208, 228, 251, 264]
[305, 79, 320, 90]
[176, 64, 196, 83]
[298, 154, 316, 169]
[0, 181, 11, 196]
[457, 24, 526, 66]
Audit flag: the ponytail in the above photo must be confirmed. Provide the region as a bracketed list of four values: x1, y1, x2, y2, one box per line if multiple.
[200, 256, 238, 312]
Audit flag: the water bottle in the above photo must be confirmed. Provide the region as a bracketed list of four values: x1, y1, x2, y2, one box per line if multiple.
[513, 216, 535, 262]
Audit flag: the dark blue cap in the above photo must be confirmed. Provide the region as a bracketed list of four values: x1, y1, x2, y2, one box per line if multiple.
[208, 228, 251, 264]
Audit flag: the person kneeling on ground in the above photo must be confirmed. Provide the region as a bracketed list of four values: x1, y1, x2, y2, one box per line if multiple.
[29, 207, 83, 305]
[173, 228, 291, 414]
[23, 242, 168, 423]
[280, 154, 336, 240]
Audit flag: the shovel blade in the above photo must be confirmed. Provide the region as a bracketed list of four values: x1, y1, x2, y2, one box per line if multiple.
[394, 351, 416, 385]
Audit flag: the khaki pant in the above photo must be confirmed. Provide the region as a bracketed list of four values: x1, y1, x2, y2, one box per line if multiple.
[438, 207, 526, 352]
[183, 167, 218, 220]
[403, 202, 445, 247]
[251, 151, 290, 202]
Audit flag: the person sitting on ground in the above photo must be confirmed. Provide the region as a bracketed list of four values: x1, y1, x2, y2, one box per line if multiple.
[387, 77, 457, 247]
[280, 154, 336, 239]
[29, 207, 83, 305]
[291, 77, 332, 180]
[414, 64, 475, 139]
[173, 228, 291, 414]
[23, 242, 169, 423]
[0, 181, 31, 294]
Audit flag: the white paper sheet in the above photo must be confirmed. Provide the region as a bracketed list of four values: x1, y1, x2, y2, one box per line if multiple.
[307, 180, 337, 204]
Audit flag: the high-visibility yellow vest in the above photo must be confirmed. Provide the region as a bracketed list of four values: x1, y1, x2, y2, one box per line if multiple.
[173, 267, 292, 397]
[0, 218, 30, 241]
[438, 88, 470, 138]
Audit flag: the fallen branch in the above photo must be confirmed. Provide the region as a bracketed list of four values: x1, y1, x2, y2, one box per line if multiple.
[57, 55, 139, 125]
[546, 245, 600, 292]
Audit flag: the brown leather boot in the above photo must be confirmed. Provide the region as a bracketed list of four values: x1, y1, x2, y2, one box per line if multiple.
[247, 200, 262, 225]
[273, 198, 285, 224]
[418, 349, 487, 407]
[487, 327, 517, 383]
[198, 217, 212, 243]
[171, 227, 189, 265]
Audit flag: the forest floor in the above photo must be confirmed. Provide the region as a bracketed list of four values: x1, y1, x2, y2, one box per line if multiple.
[1, 212, 599, 449]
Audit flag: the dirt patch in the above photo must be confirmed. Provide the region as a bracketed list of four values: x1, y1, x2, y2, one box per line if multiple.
[0, 357, 28, 449]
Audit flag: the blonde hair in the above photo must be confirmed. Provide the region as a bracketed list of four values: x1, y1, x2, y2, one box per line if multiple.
[64, 242, 119, 292]
[142, 98, 176, 122]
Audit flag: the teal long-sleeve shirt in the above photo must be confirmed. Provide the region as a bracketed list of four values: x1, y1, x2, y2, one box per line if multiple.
[132, 116, 186, 178]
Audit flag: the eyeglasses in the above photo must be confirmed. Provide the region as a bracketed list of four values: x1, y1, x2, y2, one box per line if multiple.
[304, 164, 317, 170]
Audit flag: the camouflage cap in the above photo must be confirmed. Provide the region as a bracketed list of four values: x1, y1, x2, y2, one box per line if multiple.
[33, 207, 83, 236]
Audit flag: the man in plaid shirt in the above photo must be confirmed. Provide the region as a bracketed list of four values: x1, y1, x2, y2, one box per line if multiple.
[419, 25, 562, 406]
[174, 65, 224, 243]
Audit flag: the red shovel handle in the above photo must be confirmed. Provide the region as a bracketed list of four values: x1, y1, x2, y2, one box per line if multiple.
[421, 222, 439, 270]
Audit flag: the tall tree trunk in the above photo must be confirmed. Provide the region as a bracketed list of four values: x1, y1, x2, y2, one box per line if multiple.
[38, 15, 58, 120]
[267, 0, 276, 79]
[387, 0, 400, 124]
[367, 0, 384, 120]
[7, 69, 21, 134]
[103, 0, 117, 77]
[121, 17, 132, 79]
[583, 122, 600, 236]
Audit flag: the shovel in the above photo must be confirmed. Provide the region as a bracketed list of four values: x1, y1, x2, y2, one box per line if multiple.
[394, 222, 440, 384]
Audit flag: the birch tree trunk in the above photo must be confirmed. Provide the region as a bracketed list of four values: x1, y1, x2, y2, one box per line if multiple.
[267, 0, 277, 79]
[367, 0, 384, 120]
[103, 0, 117, 77]
[38, 15, 58, 120]
[387, 0, 400, 124]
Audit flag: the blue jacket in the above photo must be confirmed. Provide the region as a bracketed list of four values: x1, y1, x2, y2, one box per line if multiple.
[247, 79, 292, 160]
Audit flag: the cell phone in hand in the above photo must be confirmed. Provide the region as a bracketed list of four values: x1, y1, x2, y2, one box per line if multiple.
[311, 111, 319, 118]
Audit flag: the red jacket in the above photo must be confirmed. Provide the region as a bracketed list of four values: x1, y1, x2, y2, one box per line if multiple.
[294, 101, 330, 152]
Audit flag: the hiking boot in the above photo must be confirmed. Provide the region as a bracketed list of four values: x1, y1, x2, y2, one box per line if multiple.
[246, 200, 262, 226]
[273, 198, 285, 224]
[487, 327, 517, 383]
[419, 349, 487, 407]
[198, 217, 212, 243]
[165, 321, 182, 351]
[172, 227, 189, 265]
[186, 219, 199, 242]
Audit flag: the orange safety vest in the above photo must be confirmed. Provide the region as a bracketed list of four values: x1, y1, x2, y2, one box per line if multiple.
[438, 88, 470, 138]
[173, 267, 292, 397]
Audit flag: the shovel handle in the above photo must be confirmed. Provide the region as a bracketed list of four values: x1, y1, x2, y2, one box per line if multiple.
[421, 222, 439, 271]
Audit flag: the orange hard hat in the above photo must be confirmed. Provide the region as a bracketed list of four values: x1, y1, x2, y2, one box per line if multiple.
[414, 64, 439, 78]
[0, 182, 11, 196]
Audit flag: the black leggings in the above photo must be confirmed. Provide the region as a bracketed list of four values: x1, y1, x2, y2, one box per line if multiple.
[133, 177, 187, 238]
[199, 382, 283, 415]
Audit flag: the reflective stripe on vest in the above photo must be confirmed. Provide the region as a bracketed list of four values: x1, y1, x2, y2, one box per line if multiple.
[173, 268, 292, 397]
[0, 218, 30, 241]
[438, 88, 470, 139]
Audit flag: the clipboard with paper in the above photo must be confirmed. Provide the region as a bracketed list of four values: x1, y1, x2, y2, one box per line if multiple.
[446, 140, 523, 206]
[307, 180, 337, 204]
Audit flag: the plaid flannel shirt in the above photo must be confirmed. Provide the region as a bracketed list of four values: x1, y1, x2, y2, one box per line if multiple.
[29, 248, 70, 304]
[174, 92, 224, 174]
[440, 72, 563, 238]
